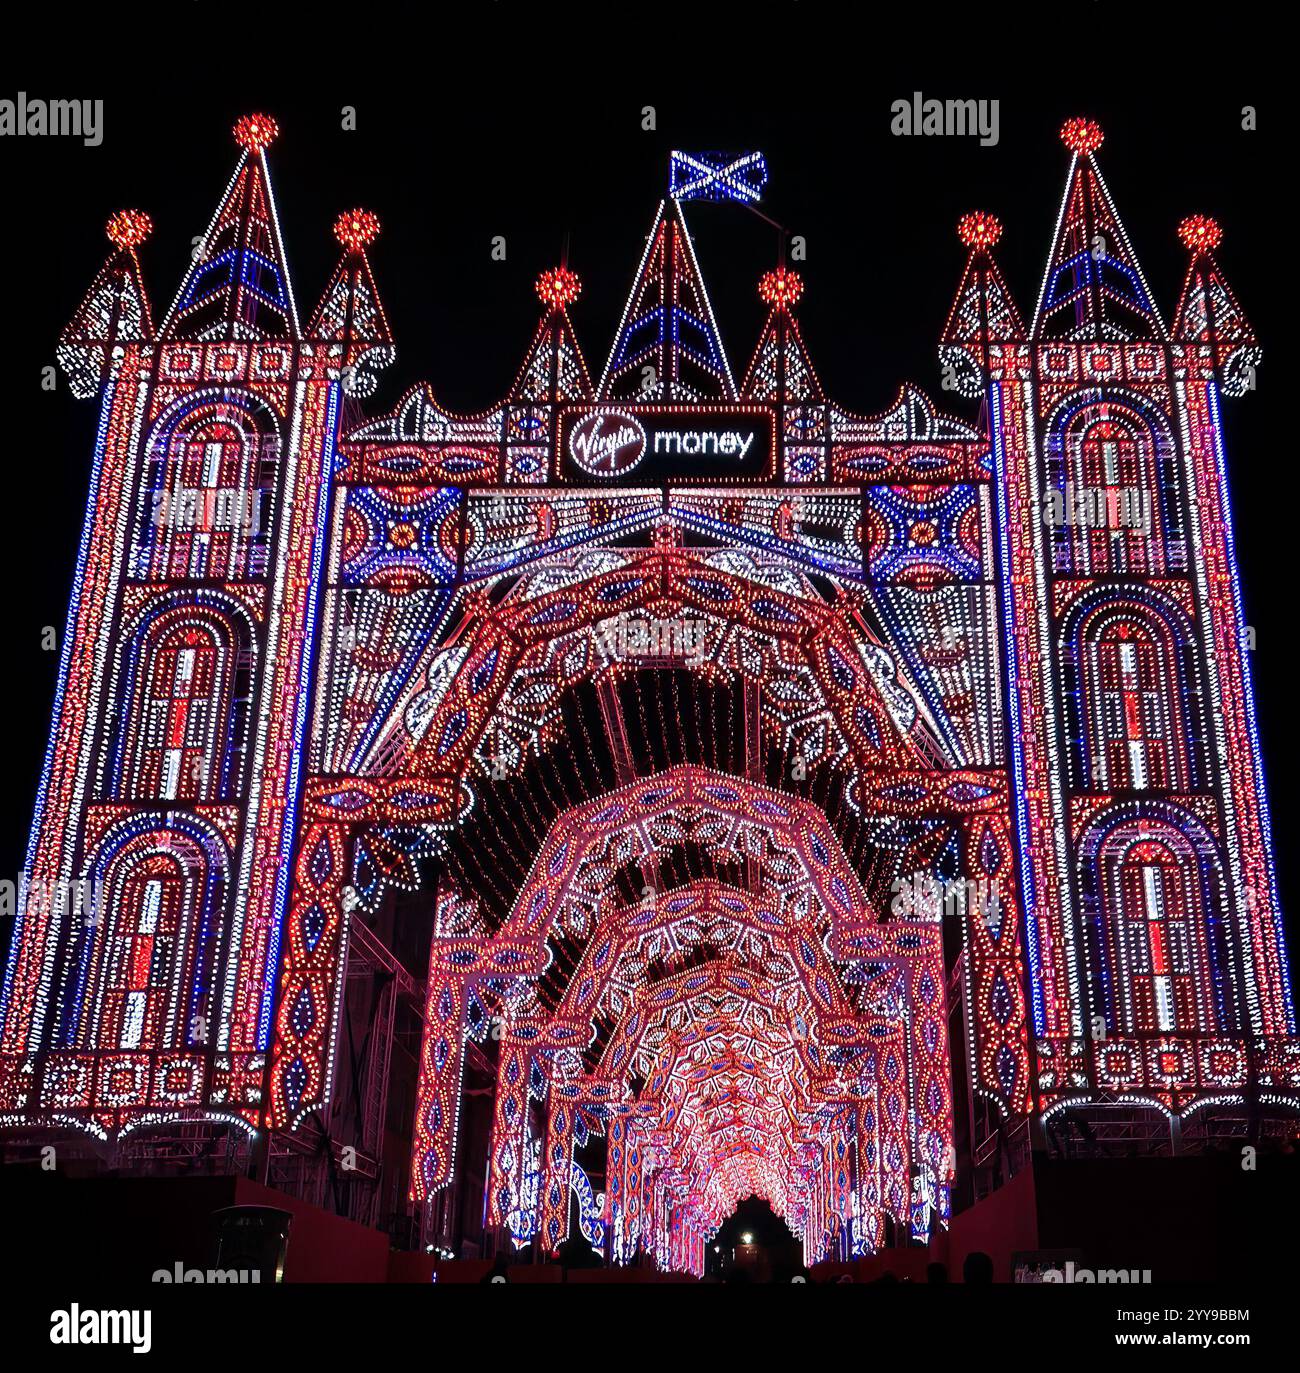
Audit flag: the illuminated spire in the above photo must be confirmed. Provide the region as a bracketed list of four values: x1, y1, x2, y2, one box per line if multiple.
[1032, 118, 1164, 341]
[1173, 216, 1260, 396]
[535, 266, 581, 312]
[57, 209, 155, 399]
[599, 198, 735, 402]
[306, 210, 395, 400]
[510, 267, 593, 403]
[939, 211, 1025, 397]
[741, 268, 823, 402]
[757, 266, 803, 310]
[159, 114, 299, 341]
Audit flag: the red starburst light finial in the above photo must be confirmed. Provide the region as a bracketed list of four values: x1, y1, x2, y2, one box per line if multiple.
[758, 267, 803, 309]
[535, 266, 582, 310]
[105, 209, 153, 250]
[957, 211, 1002, 251]
[1178, 214, 1223, 255]
[1060, 117, 1104, 156]
[334, 209, 381, 252]
[233, 113, 279, 154]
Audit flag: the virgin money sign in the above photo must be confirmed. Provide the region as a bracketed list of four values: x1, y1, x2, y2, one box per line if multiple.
[562, 406, 774, 481]
[567, 410, 646, 476]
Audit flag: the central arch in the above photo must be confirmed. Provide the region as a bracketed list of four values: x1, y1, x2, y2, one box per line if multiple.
[388, 544, 950, 783]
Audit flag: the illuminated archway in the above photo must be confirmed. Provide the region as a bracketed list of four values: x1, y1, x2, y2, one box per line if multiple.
[389, 544, 949, 782]
[410, 765, 955, 1268]
[269, 538, 1029, 1148]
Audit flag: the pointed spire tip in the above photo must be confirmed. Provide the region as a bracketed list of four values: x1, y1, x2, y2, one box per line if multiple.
[536, 266, 581, 310]
[1060, 117, 1104, 156]
[957, 211, 1001, 251]
[106, 209, 152, 249]
[233, 113, 279, 154]
[334, 209, 381, 252]
[1178, 214, 1222, 254]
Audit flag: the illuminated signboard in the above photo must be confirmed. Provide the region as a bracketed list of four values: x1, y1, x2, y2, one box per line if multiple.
[561, 406, 775, 481]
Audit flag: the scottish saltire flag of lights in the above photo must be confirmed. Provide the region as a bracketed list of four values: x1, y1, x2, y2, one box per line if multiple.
[670, 150, 768, 203]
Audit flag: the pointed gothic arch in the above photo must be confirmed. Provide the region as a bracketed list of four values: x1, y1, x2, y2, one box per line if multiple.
[396, 546, 946, 785]
[270, 534, 1028, 1163]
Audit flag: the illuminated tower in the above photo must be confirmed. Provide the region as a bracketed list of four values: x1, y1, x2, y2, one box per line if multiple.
[0, 116, 350, 1147]
[958, 117, 1295, 1140]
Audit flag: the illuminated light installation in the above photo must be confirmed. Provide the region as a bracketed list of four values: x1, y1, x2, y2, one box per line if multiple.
[669, 150, 768, 204]
[1059, 116, 1104, 156]
[56, 210, 155, 400]
[757, 267, 804, 310]
[1177, 214, 1223, 255]
[4, 114, 1295, 1268]
[333, 208, 381, 252]
[412, 768, 957, 1264]
[535, 264, 582, 314]
[536, 266, 581, 310]
[233, 112, 279, 154]
[5, 113, 325, 1138]
[310, 210, 395, 400]
[106, 209, 153, 251]
[599, 187, 737, 401]
[956, 211, 1001, 252]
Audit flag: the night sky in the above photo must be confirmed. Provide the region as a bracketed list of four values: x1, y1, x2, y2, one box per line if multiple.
[2, 13, 1288, 955]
